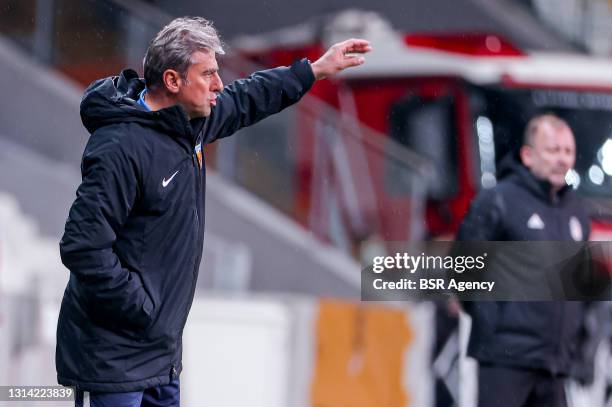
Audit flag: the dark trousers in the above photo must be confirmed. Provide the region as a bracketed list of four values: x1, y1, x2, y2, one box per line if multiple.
[478, 364, 566, 407]
[75, 378, 180, 407]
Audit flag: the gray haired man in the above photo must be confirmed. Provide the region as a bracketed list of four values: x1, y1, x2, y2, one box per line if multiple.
[56, 16, 370, 407]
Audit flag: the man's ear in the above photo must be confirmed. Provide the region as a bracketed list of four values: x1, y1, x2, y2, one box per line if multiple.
[162, 69, 182, 94]
[520, 145, 532, 168]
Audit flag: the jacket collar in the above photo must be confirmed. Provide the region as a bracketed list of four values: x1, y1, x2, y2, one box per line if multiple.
[513, 162, 571, 204]
[81, 69, 202, 146]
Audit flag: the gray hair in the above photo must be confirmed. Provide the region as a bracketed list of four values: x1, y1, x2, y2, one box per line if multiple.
[143, 17, 224, 90]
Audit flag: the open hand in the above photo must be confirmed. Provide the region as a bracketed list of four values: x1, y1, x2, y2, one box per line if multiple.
[311, 39, 372, 80]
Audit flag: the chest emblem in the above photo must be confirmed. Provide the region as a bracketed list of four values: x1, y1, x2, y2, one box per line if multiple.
[527, 213, 545, 230]
[195, 143, 203, 169]
[162, 170, 179, 188]
[569, 216, 583, 241]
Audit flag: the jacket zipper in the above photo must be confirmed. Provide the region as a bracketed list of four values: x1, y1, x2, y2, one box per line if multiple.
[553, 303, 564, 374]
[170, 144, 204, 376]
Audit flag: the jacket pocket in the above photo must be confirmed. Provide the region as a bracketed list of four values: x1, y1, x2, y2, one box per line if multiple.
[495, 302, 548, 338]
[82, 270, 156, 337]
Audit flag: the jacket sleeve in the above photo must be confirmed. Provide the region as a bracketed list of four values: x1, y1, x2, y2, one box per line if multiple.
[201, 58, 315, 144]
[456, 188, 504, 242]
[59, 140, 153, 330]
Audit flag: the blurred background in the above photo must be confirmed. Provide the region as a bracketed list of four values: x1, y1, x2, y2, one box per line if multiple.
[3, 0, 612, 405]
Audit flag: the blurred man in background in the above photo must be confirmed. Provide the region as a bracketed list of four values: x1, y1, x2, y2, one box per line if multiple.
[457, 113, 590, 407]
[56, 16, 370, 407]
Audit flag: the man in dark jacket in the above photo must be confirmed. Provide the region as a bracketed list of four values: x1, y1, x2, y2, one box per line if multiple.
[457, 113, 590, 407]
[56, 16, 370, 406]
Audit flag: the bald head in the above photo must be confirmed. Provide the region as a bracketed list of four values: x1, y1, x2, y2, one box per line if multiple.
[520, 114, 576, 194]
[523, 114, 572, 147]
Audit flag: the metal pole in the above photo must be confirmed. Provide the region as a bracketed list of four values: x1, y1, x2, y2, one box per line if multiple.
[33, 0, 54, 64]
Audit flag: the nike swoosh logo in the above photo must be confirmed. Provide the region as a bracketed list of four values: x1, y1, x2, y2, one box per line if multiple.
[162, 170, 179, 188]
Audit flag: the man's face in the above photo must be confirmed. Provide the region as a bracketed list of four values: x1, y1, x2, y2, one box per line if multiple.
[521, 123, 576, 189]
[176, 50, 223, 119]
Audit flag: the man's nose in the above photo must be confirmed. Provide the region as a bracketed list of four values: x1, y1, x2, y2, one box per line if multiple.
[561, 152, 574, 168]
[213, 72, 224, 92]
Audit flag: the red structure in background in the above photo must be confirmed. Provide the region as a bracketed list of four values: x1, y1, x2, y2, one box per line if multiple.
[233, 11, 612, 242]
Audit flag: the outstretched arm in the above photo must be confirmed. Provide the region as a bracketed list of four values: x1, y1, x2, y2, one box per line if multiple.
[311, 38, 372, 80]
[201, 38, 371, 144]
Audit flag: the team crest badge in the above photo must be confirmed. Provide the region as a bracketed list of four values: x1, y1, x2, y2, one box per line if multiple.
[569, 216, 583, 241]
[195, 142, 202, 168]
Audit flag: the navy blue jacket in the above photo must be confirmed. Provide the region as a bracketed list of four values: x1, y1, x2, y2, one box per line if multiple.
[57, 60, 315, 392]
[457, 156, 590, 375]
